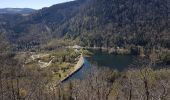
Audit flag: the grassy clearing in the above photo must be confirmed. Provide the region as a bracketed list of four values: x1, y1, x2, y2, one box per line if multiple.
[15, 48, 81, 84]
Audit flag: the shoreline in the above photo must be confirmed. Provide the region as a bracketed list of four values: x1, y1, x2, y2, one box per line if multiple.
[58, 54, 85, 84]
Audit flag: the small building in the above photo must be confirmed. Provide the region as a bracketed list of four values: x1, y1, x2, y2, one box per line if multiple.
[72, 45, 81, 52]
[72, 45, 81, 49]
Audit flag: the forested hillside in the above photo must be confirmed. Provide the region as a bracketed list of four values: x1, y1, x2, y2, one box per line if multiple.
[0, 0, 169, 100]
[57, 0, 170, 48]
[0, 0, 85, 50]
[0, 0, 169, 50]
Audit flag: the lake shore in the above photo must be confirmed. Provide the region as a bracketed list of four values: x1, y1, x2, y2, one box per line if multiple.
[58, 54, 85, 84]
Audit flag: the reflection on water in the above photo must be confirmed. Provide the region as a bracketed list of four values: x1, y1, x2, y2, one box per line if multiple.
[87, 50, 136, 71]
[68, 50, 136, 80]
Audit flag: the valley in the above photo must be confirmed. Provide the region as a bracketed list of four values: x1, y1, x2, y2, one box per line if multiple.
[0, 0, 169, 100]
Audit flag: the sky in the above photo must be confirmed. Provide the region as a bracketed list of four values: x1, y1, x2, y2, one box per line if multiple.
[0, 0, 74, 9]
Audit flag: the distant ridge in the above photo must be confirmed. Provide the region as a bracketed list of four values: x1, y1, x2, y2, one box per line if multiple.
[0, 8, 36, 14]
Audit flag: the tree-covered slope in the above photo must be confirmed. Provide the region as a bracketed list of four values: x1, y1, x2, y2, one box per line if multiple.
[56, 0, 170, 47]
[0, 0, 169, 50]
[0, 0, 85, 50]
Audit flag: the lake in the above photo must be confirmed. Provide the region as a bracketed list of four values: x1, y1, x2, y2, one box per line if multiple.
[68, 49, 136, 80]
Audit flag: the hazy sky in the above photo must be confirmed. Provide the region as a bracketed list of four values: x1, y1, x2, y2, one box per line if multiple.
[0, 0, 73, 9]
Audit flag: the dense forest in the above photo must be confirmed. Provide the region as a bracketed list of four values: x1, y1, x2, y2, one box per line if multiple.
[0, 43, 170, 100]
[61, 0, 170, 48]
[0, 0, 169, 50]
[0, 0, 169, 100]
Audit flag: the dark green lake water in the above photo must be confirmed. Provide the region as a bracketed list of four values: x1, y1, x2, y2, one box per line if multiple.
[68, 50, 136, 80]
[87, 50, 136, 71]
